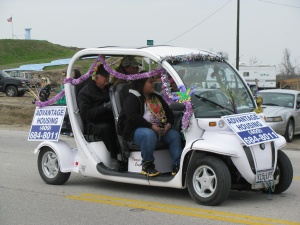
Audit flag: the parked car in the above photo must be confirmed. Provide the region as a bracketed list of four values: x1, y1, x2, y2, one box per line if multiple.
[7, 70, 41, 88]
[258, 89, 300, 142]
[0, 70, 30, 97]
[32, 46, 293, 206]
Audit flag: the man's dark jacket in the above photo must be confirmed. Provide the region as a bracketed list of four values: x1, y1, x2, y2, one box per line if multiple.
[77, 80, 114, 125]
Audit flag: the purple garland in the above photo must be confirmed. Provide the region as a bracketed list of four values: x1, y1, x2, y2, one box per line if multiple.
[99, 55, 164, 80]
[175, 86, 194, 132]
[160, 71, 173, 104]
[35, 54, 195, 132]
[36, 55, 164, 107]
[160, 71, 194, 132]
[35, 56, 100, 107]
[159, 53, 224, 65]
[182, 101, 193, 132]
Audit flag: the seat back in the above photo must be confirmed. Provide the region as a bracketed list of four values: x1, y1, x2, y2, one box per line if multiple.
[72, 78, 102, 142]
[70, 85, 84, 132]
[68, 77, 92, 134]
[109, 83, 131, 158]
[172, 111, 183, 133]
[115, 83, 131, 115]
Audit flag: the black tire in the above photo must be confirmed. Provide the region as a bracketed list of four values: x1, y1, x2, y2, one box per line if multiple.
[5, 86, 17, 97]
[268, 150, 293, 194]
[284, 119, 294, 142]
[187, 156, 231, 206]
[37, 148, 71, 185]
[17, 91, 25, 97]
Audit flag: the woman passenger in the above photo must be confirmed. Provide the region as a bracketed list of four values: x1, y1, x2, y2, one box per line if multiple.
[122, 76, 182, 177]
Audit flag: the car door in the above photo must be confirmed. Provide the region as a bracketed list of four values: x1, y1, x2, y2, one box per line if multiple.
[0, 74, 4, 91]
[295, 94, 300, 134]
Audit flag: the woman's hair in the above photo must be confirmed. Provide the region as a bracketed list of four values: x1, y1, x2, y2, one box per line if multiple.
[131, 78, 148, 94]
[72, 69, 81, 79]
[131, 72, 154, 94]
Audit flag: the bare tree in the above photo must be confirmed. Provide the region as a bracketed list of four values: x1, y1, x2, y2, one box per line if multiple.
[295, 58, 300, 75]
[249, 56, 258, 65]
[280, 48, 296, 76]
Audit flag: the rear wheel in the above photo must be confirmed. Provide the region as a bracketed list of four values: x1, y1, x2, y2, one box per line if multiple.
[284, 119, 294, 142]
[38, 148, 71, 185]
[17, 91, 25, 97]
[5, 86, 17, 97]
[267, 150, 293, 194]
[187, 156, 231, 206]
[35, 82, 41, 88]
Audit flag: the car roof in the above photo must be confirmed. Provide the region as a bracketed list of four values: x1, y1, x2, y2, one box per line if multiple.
[259, 89, 300, 95]
[78, 45, 218, 60]
[137, 46, 214, 58]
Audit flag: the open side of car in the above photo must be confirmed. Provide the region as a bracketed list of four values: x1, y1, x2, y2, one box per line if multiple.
[34, 47, 293, 206]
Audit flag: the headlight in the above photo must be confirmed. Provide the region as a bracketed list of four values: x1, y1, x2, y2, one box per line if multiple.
[21, 82, 30, 87]
[218, 120, 225, 128]
[265, 116, 283, 122]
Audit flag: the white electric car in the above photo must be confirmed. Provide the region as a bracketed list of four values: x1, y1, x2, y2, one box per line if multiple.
[34, 46, 293, 206]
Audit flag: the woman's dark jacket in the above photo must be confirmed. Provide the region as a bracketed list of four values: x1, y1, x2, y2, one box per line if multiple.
[121, 90, 174, 141]
[77, 80, 114, 125]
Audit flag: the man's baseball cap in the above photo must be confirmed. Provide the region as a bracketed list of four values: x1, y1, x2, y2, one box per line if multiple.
[121, 56, 140, 67]
[96, 64, 110, 77]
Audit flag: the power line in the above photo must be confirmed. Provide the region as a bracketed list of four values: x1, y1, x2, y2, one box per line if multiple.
[164, 0, 233, 45]
[259, 0, 300, 8]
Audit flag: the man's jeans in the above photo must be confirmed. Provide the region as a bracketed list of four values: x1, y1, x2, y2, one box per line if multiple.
[133, 128, 182, 167]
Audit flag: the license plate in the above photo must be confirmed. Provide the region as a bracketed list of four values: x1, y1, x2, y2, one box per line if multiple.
[256, 169, 273, 183]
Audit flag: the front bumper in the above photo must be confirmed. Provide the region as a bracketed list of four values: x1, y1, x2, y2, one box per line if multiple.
[267, 121, 286, 135]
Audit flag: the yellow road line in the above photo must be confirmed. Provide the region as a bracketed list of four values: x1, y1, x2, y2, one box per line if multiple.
[66, 194, 300, 225]
[294, 176, 300, 181]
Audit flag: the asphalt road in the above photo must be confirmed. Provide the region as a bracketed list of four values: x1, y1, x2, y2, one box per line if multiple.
[0, 129, 299, 225]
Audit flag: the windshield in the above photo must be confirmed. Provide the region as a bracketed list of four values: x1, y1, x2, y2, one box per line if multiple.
[259, 92, 295, 108]
[25, 73, 34, 79]
[171, 60, 255, 118]
[0, 71, 11, 78]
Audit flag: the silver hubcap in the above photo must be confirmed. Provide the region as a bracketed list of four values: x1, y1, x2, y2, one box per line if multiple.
[193, 165, 217, 198]
[7, 89, 14, 96]
[288, 123, 294, 140]
[41, 151, 59, 178]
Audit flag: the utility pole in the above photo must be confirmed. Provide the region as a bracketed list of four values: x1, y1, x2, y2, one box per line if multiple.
[236, 0, 240, 70]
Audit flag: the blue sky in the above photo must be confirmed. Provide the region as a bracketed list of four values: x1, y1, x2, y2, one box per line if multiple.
[1, 0, 299, 68]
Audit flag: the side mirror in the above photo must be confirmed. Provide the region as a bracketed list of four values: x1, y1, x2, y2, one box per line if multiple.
[169, 102, 186, 112]
[296, 101, 300, 109]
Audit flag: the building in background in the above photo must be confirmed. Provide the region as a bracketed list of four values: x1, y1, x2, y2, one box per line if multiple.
[25, 28, 31, 40]
[239, 64, 276, 90]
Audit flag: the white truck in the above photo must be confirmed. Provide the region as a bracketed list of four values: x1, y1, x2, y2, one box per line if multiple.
[239, 65, 276, 90]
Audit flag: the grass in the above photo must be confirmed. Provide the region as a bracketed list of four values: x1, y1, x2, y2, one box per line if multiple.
[0, 40, 159, 126]
[0, 39, 81, 69]
[0, 104, 35, 125]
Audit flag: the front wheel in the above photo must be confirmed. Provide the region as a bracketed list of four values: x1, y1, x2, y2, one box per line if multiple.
[284, 119, 294, 142]
[5, 86, 17, 97]
[38, 148, 71, 185]
[187, 156, 231, 206]
[267, 150, 293, 194]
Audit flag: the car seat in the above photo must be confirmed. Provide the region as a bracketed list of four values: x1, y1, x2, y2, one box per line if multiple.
[110, 83, 175, 160]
